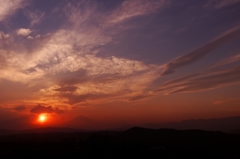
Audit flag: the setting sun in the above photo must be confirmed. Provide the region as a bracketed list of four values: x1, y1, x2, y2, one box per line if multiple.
[38, 114, 47, 123]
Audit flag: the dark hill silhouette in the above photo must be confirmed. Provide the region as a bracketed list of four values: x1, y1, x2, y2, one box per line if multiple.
[144, 116, 240, 133]
[0, 127, 240, 158]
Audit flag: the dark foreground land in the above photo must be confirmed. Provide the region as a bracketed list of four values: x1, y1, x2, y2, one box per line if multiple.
[0, 127, 240, 158]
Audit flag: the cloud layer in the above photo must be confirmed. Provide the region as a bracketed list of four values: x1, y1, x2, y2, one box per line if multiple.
[0, 0, 166, 107]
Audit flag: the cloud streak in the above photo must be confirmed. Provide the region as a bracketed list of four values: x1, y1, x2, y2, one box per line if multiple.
[161, 26, 240, 76]
[106, 0, 167, 24]
[24, 9, 45, 26]
[210, 54, 240, 68]
[156, 65, 240, 94]
[128, 94, 153, 101]
[205, 0, 240, 9]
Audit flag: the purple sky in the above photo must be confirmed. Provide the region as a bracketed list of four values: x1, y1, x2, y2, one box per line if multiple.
[0, 0, 240, 130]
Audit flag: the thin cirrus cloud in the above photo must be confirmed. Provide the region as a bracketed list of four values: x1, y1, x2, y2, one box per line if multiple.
[128, 94, 153, 102]
[24, 9, 45, 26]
[106, 0, 167, 24]
[161, 26, 240, 76]
[205, 0, 240, 9]
[155, 65, 240, 94]
[0, 0, 26, 22]
[209, 54, 240, 68]
[214, 99, 240, 105]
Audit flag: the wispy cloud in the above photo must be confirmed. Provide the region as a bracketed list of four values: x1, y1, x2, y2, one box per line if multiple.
[156, 65, 240, 94]
[0, 31, 9, 39]
[37, 69, 159, 105]
[128, 94, 153, 101]
[106, 0, 168, 24]
[161, 26, 240, 76]
[210, 54, 240, 68]
[24, 9, 45, 26]
[214, 99, 240, 105]
[0, 0, 26, 22]
[205, 0, 240, 9]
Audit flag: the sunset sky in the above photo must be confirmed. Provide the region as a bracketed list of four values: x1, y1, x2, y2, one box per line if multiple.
[0, 0, 240, 130]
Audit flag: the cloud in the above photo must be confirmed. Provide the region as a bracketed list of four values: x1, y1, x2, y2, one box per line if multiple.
[30, 104, 64, 114]
[53, 86, 77, 92]
[0, 1, 162, 106]
[55, 108, 64, 114]
[24, 9, 45, 26]
[161, 26, 240, 76]
[59, 93, 112, 105]
[214, 99, 240, 105]
[155, 65, 240, 94]
[13, 106, 26, 111]
[30, 104, 54, 114]
[0, 31, 9, 39]
[205, 0, 240, 9]
[128, 94, 153, 101]
[16, 28, 32, 36]
[27, 36, 34, 39]
[106, 0, 167, 24]
[0, 0, 26, 22]
[210, 54, 240, 68]
[38, 69, 160, 105]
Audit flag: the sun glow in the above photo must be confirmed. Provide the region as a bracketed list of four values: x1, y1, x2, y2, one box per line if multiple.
[38, 114, 47, 122]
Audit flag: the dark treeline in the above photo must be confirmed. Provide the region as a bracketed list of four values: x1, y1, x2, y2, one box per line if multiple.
[0, 127, 240, 158]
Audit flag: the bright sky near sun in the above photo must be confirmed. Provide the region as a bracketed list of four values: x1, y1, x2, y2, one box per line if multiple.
[0, 0, 240, 130]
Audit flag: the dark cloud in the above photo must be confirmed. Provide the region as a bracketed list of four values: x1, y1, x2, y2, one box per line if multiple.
[161, 26, 240, 76]
[156, 65, 240, 94]
[13, 106, 26, 111]
[55, 107, 64, 114]
[61, 93, 112, 105]
[30, 104, 54, 114]
[30, 104, 64, 114]
[128, 95, 152, 101]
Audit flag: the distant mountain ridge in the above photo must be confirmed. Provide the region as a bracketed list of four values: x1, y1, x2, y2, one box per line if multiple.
[1, 115, 240, 135]
[144, 116, 240, 133]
